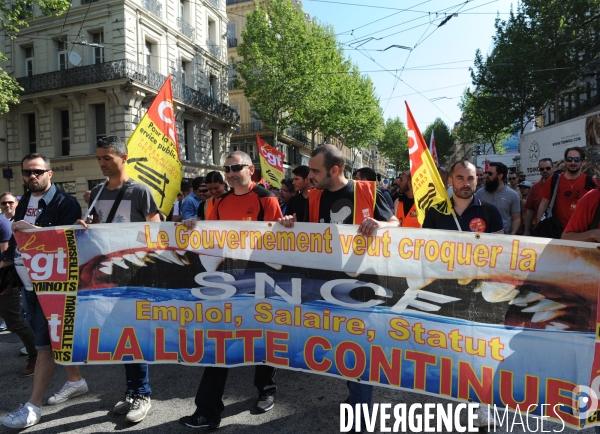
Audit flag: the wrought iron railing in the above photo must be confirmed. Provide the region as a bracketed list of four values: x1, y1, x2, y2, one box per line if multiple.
[228, 80, 236, 90]
[206, 0, 219, 9]
[206, 39, 221, 59]
[234, 122, 266, 134]
[176, 17, 195, 40]
[17, 59, 239, 124]
[226, 0, 251, 4]
[81, 0, 100, 4]
[142, 0, 162, 19]
[227, 38, 237, 48]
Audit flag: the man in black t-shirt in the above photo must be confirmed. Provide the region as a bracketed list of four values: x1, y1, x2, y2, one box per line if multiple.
[278, 145, 398, 430]
[285, 165, 311, 223]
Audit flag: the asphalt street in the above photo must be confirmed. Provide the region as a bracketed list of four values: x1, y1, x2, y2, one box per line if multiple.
[0, 328, 594, 434]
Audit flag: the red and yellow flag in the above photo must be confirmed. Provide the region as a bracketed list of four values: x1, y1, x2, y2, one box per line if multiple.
[126, 76, 183, 214]
[257, 135, 285, 188]
[405, 101, 453, 224]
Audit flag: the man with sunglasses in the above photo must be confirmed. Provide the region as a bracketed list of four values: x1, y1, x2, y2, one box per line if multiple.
[523, 158, 554, 236]
[507, 171, 520, 196]
[536, 147, 597, 232]
[179, 151, 282, 429]
[181, 177, 208, 220]
[1, 154, 88, 429]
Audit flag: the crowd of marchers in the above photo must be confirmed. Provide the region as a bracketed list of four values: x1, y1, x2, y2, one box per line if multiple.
[0, 140, 597, 431]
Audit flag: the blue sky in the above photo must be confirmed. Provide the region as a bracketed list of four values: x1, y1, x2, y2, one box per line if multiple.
[300, 0, 516, 132]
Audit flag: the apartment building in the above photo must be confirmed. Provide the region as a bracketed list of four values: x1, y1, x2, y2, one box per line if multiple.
[0, 0, 238, 208]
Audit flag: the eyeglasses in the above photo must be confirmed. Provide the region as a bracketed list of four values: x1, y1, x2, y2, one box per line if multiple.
[485, 171, 495, 176]
[22, 169, 49, 177]
[224, 164, 249, 173]
[565, 157, 582, 163]
[539, 167, 553, 171]
[0, 201, 14, 205]
[198, 189, 209, 193]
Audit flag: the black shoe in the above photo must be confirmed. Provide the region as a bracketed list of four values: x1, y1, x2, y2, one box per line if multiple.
[179, 413, 220, 429]
[256, 395, 274, 413]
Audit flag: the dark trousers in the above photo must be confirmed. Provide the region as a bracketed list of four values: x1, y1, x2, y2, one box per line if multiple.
[0, 286, 37, 358]
[194, 365, 276, 421]
[124, 363, 151, 396]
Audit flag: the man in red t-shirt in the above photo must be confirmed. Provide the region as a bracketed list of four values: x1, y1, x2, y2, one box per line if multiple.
[179, 151, 282, 429]
[523, 158, 554, 235]
[562, 188, 600, 242]
[536, 147, 596, 230]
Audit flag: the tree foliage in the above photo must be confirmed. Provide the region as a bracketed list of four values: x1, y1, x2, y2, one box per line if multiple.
[422, 118, 455, 165]
[235, 0, 383, 151]
[454, 88, 513, 154]
[378, 116, 408, 172]
[0, 0, 70, 114]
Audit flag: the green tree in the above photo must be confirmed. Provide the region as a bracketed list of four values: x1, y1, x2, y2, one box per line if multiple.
[422, 118, 455, 165]
[378, 116, 408, 172]
[454, 88, 513, 154]
[235, 0, 318, 145]
[0, 0, 70, 113]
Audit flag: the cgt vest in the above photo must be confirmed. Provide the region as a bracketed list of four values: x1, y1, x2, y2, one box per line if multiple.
[394, 199, 420, 228]
[308, 181, 376, 224]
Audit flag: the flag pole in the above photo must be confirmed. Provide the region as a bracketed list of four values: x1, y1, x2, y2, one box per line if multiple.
[451, 211, 462, 232]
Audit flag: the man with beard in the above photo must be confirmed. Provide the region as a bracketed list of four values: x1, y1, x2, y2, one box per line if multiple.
[278, 144, 398, 431]
[475, 162, 521, 234]
[1, 154, 87, 429]
[423, 160, 503, 233]
[179, 151, 282, 429]
[394, 170, 420, 227]
[523, 158, 554, 236]
[536, 147, 596, 232]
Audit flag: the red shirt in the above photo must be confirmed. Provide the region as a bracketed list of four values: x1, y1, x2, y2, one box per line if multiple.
[524, 178, 546, 215]
[540, 173, 594, 229]
[208, 182, 282, 222]
[563, 189, 600, 233]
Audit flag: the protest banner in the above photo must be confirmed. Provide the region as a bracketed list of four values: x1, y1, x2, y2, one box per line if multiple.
[257, 135, 285, 188]
[13, 223, 600, 429]
[125, 75, 183, 215]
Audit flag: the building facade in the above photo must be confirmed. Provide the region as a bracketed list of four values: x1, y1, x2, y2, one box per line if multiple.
[0, 0, 238, 209]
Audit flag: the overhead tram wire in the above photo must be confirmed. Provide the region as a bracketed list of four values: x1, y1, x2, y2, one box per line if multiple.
[307, 0, 508, 15]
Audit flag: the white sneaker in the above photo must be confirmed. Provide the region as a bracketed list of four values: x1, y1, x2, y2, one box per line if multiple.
[1, 403, 41, 428]
[19, 346, 28, 356]
[0, 321, 6, 331]
[126, 395, 151, 423]
[473, 405, 496, 428]
[47, 380, 89, 405]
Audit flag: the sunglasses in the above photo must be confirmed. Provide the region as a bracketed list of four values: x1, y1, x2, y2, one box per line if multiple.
[198, 189, 209, 193]
[224, 164, 249, 173]
[22, 169, 49, 177]
[0, 201, 14, 205]
[539, 167, 552, 171]
[565, 157, 582, 163]
[508, 177, 517, 180]
[485, 171, 495, 176]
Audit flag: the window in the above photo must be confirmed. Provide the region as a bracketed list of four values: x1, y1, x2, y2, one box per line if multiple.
[26, 113, 36, 154]
[92, 32, 104, 64]
[94, 103, 106, 141]
[25, 47, 34, 77]
[228, 63, 236, 90]
[212, 129, 220, 165]
[227, 22, 236, 47]
[145, 41, 152, 69]
[54, 181, 76, 197]
[60, 110, 70, 156]
[181, 61, 188, 86]
[180, 0, 184, 17]
[183, 120, 192, 161]
[209, 75, 216, 99]
[57, 38, 68, 70]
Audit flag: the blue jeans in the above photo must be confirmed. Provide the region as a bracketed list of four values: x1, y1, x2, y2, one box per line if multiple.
[124, 363, 151, 396]
[595, 426, 600, 434]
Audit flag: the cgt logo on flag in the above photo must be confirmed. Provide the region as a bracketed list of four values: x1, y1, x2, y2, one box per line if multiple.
[257, 135, 285, 188]
[18, 228, 79, 293]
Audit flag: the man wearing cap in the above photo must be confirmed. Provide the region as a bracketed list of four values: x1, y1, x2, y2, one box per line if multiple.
[518, 181, 532, 234]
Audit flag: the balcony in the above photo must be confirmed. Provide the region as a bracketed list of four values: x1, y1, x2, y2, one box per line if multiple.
[226, 0, 251, 4]
[206, 39, 221, 59]
[177, 17, 195, 40]
[142, 0, 162, 19]
[17, 59, 239, 124]
[234, 122, 266, 134]
[227, 38, 237, 48]
[81, 0, 100, 4]
[206, 0, 219, 9]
